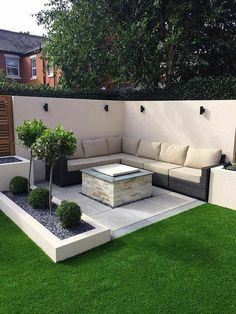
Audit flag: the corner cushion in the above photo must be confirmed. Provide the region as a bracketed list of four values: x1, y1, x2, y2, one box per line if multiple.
[106, 136, 122, 154]
[122, 137, 140, 155]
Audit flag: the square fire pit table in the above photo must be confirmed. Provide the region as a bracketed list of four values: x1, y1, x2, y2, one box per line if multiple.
[81, 164, 153, 207]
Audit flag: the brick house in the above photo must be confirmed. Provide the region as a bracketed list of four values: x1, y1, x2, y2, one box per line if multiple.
[0, 29, 59, 86]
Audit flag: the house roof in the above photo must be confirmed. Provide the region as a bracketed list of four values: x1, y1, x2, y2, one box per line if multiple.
[0, 29, 43, 55]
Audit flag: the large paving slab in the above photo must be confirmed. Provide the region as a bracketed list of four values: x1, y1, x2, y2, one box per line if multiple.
[38, 182, 204, 238]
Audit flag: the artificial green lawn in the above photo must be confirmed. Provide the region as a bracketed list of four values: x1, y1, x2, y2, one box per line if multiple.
[1, 204, 236, 314]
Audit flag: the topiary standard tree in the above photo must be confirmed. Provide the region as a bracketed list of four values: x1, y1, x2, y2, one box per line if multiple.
[33, 126, 76, 214]
[16, 119, 47, 193]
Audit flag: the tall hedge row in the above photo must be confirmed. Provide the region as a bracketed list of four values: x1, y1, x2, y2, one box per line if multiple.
[0, 76, 235, 100]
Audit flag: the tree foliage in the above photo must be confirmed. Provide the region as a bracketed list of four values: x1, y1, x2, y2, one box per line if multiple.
[16, 119, 47, 192]
[16, 119, 47, 151]
[33, 126, 77, 163]
[37, 0, 236, 90]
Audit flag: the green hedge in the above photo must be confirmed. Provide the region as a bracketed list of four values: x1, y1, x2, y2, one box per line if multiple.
[0, 76, 235, 100]
[182, 76, 236, 100]
[122, 76, 236, 100]
[0, 81, 122, 100]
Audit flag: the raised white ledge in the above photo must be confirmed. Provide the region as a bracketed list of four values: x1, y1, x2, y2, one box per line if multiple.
[0, 192, 111, 262]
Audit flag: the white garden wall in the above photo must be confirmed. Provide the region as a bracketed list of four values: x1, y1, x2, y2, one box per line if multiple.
[12, 96, 236, 181]
[124, 100, 236, 162]
[0, 156, 32, 191]
[13, 96, 124, 180]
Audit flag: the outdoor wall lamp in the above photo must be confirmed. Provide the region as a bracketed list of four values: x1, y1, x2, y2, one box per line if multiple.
[140, 105, 145, 113]
[200, 106, 205, 115]
[104, 104, 109, 112]
[43, 103, 48, 112]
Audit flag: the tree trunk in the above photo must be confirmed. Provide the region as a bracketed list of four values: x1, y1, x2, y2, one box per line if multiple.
[49, 162, 54, 215]
[28, 150, 33, 194]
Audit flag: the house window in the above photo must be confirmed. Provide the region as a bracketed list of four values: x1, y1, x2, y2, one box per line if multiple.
[48, 63, 54, 77]
[5, 55, 20, 78]
[31, 57, 37, 78]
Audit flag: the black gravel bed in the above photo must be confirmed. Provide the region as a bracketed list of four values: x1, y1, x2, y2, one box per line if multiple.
[3, 192, 95, 240]
[0, 157, 21, 164]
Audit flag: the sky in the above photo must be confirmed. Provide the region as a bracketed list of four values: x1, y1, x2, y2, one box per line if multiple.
[0, 0, 48, 36]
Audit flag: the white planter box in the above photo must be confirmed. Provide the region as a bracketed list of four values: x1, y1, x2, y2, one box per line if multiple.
[0, 193, 111, 262]
[0, 156, 33, 192]
[209, 166, 236, 210]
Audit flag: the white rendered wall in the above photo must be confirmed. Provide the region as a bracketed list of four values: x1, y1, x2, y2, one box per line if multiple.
[124, 100, 236, 161]
[0, 156, 31, 191]
[12, 97, 236, 181]
[13, 96, 124, 180]
[209, 166, 236, 210]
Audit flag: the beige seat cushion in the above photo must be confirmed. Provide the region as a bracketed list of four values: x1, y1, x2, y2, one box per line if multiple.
[169, 167, 202, 183]
[121, 156, 155, 168]
[82, 138, 109, 158]
[68, 155, 121, 172]
[71, 140, 84, 159]
[143, 161, 181, 175]
[106, 136, 122, 154]
[184, 147, 222, 169]
[122, 137, 140, 155]
[137, 139, 161, 160]
[159, 143, 189, 165]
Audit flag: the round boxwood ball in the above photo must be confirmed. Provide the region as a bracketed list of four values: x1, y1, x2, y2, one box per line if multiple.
[56, 201, 81, 229]
[28, 188, 49, 209]
[9, 176, 28, 194]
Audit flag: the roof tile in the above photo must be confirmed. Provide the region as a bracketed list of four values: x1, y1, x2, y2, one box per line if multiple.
[0, 29, 43, 55]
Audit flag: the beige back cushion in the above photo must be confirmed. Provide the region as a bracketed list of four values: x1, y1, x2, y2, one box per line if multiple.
[122, 137, 140, 155]
[137, 139, 161, 160]
[184, 147, 222, 169]
[106, 137, 122, 154]
[72, 140, 84, 159]
[159, 143, 189, 165]
[82, 138, 109, 158]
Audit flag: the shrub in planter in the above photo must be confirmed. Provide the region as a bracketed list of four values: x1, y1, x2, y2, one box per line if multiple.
[56, 201, 81, 228]
[9, 176, 28, 194]
[28, 188, 49, 209]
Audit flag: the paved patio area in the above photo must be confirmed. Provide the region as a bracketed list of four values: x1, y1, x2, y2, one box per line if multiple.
[38, 182, 204, 238]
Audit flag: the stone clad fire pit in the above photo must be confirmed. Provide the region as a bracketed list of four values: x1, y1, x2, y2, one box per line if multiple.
[82, 164, 153, 207]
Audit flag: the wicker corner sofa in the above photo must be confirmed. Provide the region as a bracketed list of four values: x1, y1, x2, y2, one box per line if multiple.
[46, 136, 224, 201]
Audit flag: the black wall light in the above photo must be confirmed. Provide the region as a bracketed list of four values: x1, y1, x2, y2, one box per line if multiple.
[43, 103, 48, 112]
[104, 104, 109, 112]
[200, 106, 205, 115]
[140, 105, 145, 113]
